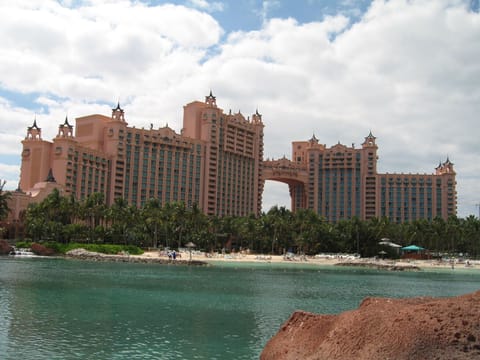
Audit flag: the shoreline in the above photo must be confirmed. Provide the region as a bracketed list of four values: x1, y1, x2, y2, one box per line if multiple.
[8, 248, 479, 272]
[135, 250, 479, 271]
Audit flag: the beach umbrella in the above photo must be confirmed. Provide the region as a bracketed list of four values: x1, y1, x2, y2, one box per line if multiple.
[378, 241, 402, 248]
[401, 245, 425, 252]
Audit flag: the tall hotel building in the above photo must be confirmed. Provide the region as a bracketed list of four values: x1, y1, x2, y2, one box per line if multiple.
[272, 132, 457, 223]
[12, 92, 456, 224]
[18, 93, 264, 217]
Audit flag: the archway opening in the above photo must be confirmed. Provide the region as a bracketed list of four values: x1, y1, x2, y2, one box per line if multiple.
[262, 180, 291, 213]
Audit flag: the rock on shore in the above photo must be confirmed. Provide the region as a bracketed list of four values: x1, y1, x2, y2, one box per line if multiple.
[0, 239, 13, 255]
[261, 290, 480, 360]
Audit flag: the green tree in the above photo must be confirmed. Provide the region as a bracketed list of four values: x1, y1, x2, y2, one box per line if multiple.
[107, 198, 138, 245]
[81, 193, 106, 243]
[141, 198, 163, 248]
[0, 180, 11, 221]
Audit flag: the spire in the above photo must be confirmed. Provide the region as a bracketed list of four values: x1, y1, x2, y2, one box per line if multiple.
[362, 130, 377, 148]
[62, 115, 72, 127]
[112, 101, 125, 122]
[205, 90, 217, 107]
[15, 181, 23, 193]
[251, 108, 263, 125]
[28, 117, 40, 131]
[113, 101, 123, 112]
[45, 168, 56, 183]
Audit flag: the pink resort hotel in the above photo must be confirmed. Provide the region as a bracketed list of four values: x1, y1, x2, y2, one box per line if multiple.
[7, 92, 456, 227]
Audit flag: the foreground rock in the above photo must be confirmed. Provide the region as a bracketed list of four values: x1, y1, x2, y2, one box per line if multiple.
[261, 290, 480, 360]
[335, 261, 421, 271]
[0, 239, 13, 255]
[66, 248, 208, 266]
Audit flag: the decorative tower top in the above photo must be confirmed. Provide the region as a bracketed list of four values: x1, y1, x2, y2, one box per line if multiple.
[26, 117, 42, 140]
[309, 133, 319, 144]
[112, 102, 125, 122]
[45, 168, 56, 183]
[205, 90, 217, 108]
[57, 116, 74, 138]
[251, 108, 263, 125]
[435, 157, 455, 175]
[362, 130, 377, 148]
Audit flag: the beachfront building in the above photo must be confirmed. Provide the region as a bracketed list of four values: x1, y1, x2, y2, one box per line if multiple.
[15, 92, 264, 218]
[7, 91, 456, 227]
[262, 132, 457, 223]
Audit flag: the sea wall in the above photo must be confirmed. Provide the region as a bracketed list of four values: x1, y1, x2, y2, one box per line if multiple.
[65, 248, 208, 266]
[261, 290, 480, 360]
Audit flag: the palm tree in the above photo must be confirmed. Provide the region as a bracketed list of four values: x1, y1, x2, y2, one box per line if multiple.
[107, 198, 138, 245]
[141, 198, 163, 248]
[293, 208, 322, 255]
[265, 206, 293, 254]
[81, 193, 106, 243]
[185, 203, 208, 248]
[0, 180, 11, 221]
[462, 215, 480, 258]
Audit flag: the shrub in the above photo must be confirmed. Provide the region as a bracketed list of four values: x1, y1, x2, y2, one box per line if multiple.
[15, 241, 32, 249]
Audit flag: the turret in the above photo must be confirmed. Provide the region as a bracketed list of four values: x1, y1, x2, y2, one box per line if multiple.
[26, 117, 42, 140]
[56, 116, 74, 138]
[112, 102, 125, 122]
[362, 131, 377, 148]
[205, 90, 217, 108]
[436, 157, 455, 175]
[251, 109, 263, 125]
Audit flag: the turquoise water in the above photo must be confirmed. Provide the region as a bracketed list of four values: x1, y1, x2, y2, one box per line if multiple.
[1, 258, 479, 359]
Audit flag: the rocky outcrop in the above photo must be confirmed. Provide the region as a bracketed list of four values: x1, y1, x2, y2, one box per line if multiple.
[335, 261, 421, 271]
[261, 291, 480, 360]
[65, 248, 208, 266]
[0, 239, 13, 255]
[31, 242, 56, 256]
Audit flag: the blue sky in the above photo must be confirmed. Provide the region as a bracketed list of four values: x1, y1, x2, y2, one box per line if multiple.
[0, 0, 479, 218]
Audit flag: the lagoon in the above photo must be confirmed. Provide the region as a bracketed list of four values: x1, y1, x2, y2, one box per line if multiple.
[1, 257, 479, 359]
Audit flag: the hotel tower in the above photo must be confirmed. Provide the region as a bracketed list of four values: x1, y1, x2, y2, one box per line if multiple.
[18, 92, 264, 217]
[11, 92, 456, 224]
[263, 132, 457, 223]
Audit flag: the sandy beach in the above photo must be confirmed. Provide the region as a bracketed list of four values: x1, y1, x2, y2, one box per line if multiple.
[136, 250, 480, 271]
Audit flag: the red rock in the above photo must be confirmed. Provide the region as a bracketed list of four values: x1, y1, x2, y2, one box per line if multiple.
[0, 239, 13, 255]
[261, 291, 480, 360]
[30, 242, 55, 256]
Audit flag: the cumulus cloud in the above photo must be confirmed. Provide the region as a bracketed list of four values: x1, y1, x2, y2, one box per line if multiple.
[0, 0, 479, 216]
[187, 0, 224, 12]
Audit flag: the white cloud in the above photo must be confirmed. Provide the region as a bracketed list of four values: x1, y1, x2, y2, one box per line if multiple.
[0, 0, 479, 217]
[187, 0, 224, 12]
[0, 164, 20, 191]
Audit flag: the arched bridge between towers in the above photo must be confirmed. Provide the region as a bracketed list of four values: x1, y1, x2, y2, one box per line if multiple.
[262, 157, 308, 212]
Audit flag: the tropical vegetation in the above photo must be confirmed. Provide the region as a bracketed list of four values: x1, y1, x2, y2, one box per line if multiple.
[4, 188, 480, 258]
